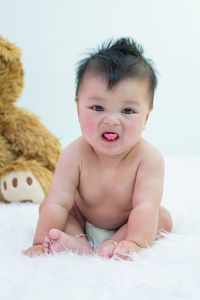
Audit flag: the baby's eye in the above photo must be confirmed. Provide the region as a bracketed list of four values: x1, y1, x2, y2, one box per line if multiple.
[91, 105, 104, 111]
[122, 108, 135, 114]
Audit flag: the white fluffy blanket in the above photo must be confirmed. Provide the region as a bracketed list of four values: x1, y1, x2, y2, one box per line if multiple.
[0, 157, 200, 300]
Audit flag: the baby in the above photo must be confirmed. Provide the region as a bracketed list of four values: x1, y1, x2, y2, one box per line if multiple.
[24, 37, 172, 259]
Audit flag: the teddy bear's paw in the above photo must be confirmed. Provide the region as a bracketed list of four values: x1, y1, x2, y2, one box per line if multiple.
[0, 171, 45, 204]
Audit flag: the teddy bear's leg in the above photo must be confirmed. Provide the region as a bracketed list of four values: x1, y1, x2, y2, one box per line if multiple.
[0, 171, 45, 203]
[0, 158, 54, 204]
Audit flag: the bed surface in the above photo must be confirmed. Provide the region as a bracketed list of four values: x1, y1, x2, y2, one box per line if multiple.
[0, 157, 200, 300]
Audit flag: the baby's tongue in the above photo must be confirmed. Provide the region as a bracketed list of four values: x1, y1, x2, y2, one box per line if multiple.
[103, 133, 118, 140]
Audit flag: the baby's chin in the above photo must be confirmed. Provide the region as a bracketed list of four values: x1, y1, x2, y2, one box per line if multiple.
[90, 143, 134, 158]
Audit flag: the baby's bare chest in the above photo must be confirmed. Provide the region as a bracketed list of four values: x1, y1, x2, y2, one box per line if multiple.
[78, 162, 138, 210]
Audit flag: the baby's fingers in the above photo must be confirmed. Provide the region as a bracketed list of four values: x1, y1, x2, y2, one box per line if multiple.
[22, 245, 45, 257]
[113, 245, 130, 260]
[113, 240, 139, 260]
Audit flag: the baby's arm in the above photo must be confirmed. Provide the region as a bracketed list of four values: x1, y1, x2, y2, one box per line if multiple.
[114, 149, 164, 259]
[23, 142, 81, 256]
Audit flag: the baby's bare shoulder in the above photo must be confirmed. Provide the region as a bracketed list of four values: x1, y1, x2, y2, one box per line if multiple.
[60, 137, 91, 171]
[55, 137, 83, 174]
[138, 138, 164, 168]
[62, 137, 86, 158]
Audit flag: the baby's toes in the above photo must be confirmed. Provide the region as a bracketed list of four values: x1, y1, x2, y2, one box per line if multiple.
[43, 237, 51, 254]
[43, 242, 50, 254]
[44, 236, 51, 243]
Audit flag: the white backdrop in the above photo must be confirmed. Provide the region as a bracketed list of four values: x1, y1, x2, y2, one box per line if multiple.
[0, 0, 200, 156]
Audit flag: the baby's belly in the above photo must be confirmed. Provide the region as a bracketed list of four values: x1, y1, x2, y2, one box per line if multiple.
[75, 192, 131, 230]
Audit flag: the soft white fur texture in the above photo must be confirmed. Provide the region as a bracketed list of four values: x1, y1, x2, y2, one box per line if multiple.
[0, 157, 200, 300]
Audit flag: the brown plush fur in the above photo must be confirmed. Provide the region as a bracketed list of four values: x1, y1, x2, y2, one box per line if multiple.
[0, 36, 62, 203]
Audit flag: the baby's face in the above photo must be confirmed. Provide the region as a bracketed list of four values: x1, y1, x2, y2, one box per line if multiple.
[76, 74, 152, 156]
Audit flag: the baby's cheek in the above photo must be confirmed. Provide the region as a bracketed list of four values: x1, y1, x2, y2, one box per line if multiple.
[125, 124, 141, 144]
[80, 113, 96, 138]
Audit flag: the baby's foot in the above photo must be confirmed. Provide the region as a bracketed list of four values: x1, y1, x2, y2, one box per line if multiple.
[43, 229, 93, 255]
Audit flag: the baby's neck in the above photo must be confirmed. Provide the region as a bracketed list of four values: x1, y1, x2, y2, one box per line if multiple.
[90, 146, 134, 166]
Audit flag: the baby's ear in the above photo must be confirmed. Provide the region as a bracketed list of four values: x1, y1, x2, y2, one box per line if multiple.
[144, 108, 152, 129]
[75, 98, 80, 122]
[146, 111, 151, 122]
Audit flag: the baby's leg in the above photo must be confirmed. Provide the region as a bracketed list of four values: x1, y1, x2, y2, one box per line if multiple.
[156, 205, 173, 238]
[43, 203, 93, 255]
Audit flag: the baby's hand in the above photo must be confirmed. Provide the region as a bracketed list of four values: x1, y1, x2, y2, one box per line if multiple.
[22, 244, 46, 257]
[94, 239, 117, 258]
[113, 240, 141, 260]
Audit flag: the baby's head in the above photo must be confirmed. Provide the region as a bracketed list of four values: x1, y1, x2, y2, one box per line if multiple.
[75, 38, 158, 155]
[75, 37, 157, 109]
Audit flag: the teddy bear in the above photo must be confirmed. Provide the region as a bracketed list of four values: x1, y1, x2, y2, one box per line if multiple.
[0, 36, 62, 203]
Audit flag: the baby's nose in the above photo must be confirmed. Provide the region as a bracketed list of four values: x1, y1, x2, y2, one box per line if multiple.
[103, 115, 120, 126]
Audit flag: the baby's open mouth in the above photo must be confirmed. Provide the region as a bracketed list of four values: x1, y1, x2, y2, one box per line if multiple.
[102, 132, 119, 141]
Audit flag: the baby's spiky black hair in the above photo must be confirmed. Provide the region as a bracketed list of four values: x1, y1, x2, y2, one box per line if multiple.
[75, 37, 157, 107]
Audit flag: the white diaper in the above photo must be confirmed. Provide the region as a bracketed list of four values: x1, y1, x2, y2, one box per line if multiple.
[85, 221, 116, 247]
